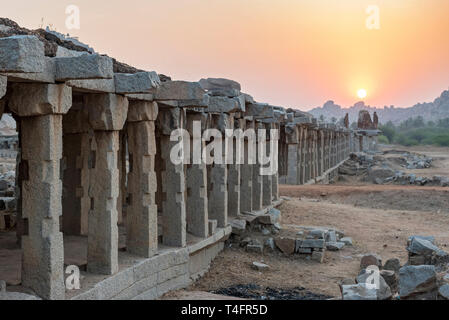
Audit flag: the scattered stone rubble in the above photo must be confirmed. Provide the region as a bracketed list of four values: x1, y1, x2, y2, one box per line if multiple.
[340, 235, 449, 300]
[229, 209, 350, 264]
[339, 151, 449, 187]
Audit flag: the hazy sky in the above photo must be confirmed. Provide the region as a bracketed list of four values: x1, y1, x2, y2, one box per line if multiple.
[3, 0, 449, 110]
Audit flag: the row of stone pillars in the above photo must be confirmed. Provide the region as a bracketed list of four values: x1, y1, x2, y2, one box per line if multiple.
[3, 81, 282, 300]
[283, 122, 352, 185]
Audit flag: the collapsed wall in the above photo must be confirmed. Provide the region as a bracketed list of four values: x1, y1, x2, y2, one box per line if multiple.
[0, 20, 369, 300]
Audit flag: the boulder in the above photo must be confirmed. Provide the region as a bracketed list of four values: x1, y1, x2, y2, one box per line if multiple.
[399, 265, 437, 300]
[380, 270, 398, 293]
[360, 253, 382, 270]
[326, 242, 345, 251]
[407, 237, 440, 256]
[438, 284, 449, 300]
[383, 258, 401, 273]
[275, 237, 296, 255]
[357, 270, 392, 300]
[311, 251, 325, 263]
[340, 237, 353, 246]
[230, 219, 247, 236]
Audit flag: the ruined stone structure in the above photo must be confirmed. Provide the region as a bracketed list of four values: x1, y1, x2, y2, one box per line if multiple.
[0, 30, 362, 300]
[354, 110, 381, 153]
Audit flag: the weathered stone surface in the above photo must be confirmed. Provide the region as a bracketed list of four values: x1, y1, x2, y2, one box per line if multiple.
[127, 101, 158, 122]
[9, 83, 72, 116]
[311, 251, 325, 263]
[360, 253, 382, 270]
[21, 115, 65, 300]
[309, 229, 326, 239]
[246, 244, 264, 254]
[408, 235, 435, 245]
[399, 265, 437, 299]
[115, 72, 160, 94]
[246, 103, 276, 119]
[199, 78, 241, 91]
[0, 292, 41, 300]
[207, 88, 240, 97]
[84, 93, 129, 131]
[153, 81, 205, 101]
[357, 270, 392, 300]
[66, 79, 115, 93]
[0, 35, 45, 73]
[380, 270, 398, 293]
[301, 239, 325, 249]
[326, 242, 345, 251]
[407, 237, 441, 256]
[55, 54, 113, 81]
[342, 284, 377, 300]
[207, 95, 245, 113]
[275, 237, 296, 255]
[383, 258, 401, 273]
[340, 237, 353, 246]
[438, 284, 449, 300]
[0, 75, 6, 99]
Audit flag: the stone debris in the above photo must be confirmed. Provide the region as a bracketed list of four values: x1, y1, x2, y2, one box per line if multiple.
[356, 269, 392, 300]
[438, 284, 449, 300]
[252, 262, 270, 271]
[383, 258, 401, 273]
[407, 236, 449, 267]
[399, 265, 437, 300]
[360, 253, 382, 270]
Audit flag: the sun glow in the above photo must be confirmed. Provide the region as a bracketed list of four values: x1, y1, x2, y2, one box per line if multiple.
[357, 89, 367, 99]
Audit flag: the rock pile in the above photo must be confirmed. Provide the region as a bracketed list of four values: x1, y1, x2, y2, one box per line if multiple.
[340, 235, 449, 300]
[230, 212, 350, 264]
[339, 151, 448, 187]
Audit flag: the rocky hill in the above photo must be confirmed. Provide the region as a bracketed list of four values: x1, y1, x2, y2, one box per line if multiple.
[308, 89, 449, 125]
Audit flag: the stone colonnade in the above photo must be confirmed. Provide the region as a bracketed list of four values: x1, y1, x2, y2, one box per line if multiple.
[0, 34, 355, 299]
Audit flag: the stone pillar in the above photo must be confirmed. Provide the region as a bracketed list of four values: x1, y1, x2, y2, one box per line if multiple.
[228, 116, 244, 218]
[117, 129, 127, 225]
[207, 113, 229, 227]
[262, 122, 273, 207]
[9, 83, 72, 300]
[285, 124, 300, 185]
[252, 121, 263, 211]
[84, 93, 128, 275]
[298, 126, 305, 184]
[157, 107, 187, 247]
[62, 98, 90, 236]
[185, 111, 209, 238]
[126, 101, 158, 257]
[240, 119, 254, 212]
[271, 122, 280, 200]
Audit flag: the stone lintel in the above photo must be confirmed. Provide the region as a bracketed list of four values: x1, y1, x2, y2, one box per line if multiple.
[0, 35, 45, 73]
[153, 81, 206, 101]
[4, 57, 55, 84]
[199, 78, 241, 91]
[55, 54, 113, 81]
[66, 79, 115, 94]
[114, 72, 161, 94]
[207, 95, 245, 113]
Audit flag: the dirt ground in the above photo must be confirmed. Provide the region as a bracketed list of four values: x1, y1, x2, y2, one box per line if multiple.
[164, 145, 449, 300]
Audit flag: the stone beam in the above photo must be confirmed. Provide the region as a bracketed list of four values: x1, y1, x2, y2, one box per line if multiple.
[207, 95, 245, 113]
[0, 35, 45, 73]
[115, 72, 161, 94]
[55, 54, 113, 81]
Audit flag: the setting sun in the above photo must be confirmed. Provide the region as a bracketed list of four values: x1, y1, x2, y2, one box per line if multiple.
[357, 89, 367, 99]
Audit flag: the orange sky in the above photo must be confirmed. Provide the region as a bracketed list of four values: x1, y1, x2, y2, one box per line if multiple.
[3, 0, 449, 110]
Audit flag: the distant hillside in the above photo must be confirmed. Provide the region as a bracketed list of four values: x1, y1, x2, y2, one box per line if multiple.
[308, 89, 449, 125]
